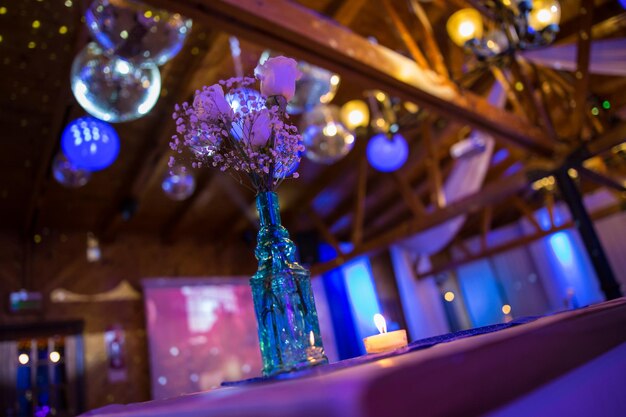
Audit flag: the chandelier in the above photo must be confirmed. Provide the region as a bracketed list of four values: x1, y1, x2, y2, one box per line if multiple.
[446, 0, 561, 61]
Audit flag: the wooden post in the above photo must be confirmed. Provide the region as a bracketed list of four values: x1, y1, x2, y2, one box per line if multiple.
[554, 169, 622, 300]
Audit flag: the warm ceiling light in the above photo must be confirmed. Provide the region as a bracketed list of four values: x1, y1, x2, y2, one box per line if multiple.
[340, 99, 370, 130]
[446, 8, 483, 47]
[528, 0, 561, 31]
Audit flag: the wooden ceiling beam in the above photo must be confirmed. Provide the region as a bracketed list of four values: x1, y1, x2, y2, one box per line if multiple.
[415, 202, 623, 279]
[578, 166, 626, 193]
[382, 0, 432, 71]
[323, 0, 369, 26]
[351, 154, 369, 246]
[571, 0, 594, 139]
[311, 168, 538, 275]
[555, 1, 624, 44]
[142, 0, 555, 157]
[407, 0, 450, 79]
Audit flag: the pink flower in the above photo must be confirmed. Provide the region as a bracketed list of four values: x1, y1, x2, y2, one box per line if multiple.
[254, 56, 302, 101]
[193, 84, 234, 122]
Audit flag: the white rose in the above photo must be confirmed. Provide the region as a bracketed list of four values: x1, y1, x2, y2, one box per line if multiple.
[193, 84, 234, 122]
[232, 109, 272, 149]
[254, 56, 302, 101]
[250, 109, 272, 149]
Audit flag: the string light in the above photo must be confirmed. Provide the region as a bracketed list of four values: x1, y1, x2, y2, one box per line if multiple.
[65, 0, 73, 7]
[59, 26, 68, 35]
[32, 20, 41, 29]
[602, 100, 611, 110]
[49, 351, 61, 363]
[444, 291, 455, 302]
[18, 354, 30, 365]
[0, 7, 7, 15]
[591, 107, 599, 116]
[28, 41, 36, 49]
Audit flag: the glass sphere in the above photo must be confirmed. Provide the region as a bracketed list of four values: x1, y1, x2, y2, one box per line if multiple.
[288, 61, 340, 115]
[52, 153, 92, 188]
[366, 133, 409, 172]
[162, 166, 195, 201]
[302, 121, 354, 164]
[71, 42, 161, 122]
[85, 0, 192, 66]
[61, 116, 120, 171]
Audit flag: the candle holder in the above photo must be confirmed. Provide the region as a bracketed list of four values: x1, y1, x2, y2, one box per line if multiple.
[363, 314, 408, 354]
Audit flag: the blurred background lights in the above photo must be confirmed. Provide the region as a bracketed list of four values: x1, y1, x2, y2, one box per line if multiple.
[444, 291, 455, 302]
[49, 351, 61, 363]
[502, 304, 512, 315]
[61, 117, 120, 171]
[366, 133, 409, 172]
[18, 353, 29, 365]
[340, 99, 370, 131]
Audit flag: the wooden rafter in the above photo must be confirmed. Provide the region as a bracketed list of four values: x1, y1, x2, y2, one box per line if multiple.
[571, 0, 594, 139]
[142, 0, 555, 156]
[324, 0, 368, 26]
[407, 0, 450, 79]
[490, 66, 528, 120]
[511, 195, 542, 232]
[416, 202, 623, 279]
[311, 168, 535, 275]
[381, 0, 432, 71]
[511, 57, 558, 141]
[351, 154, 369, 245]
[391, 172, 427, 219]
[578, 167, 626, 193]
[424, 121, 446, 208]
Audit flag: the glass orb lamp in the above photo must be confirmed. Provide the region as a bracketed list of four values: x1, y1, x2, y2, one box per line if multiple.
[85, 0, 192, 66]
[340, 100, 370, 131]
[302, 121, 355, 164]
[71, 42, 161, 122]
[52, 153, 92, 188]
[446, 8, 484, 47]
[366, 133, 409, 172]
[162, 166, 196, 201]
[61, 117, 120, 171]
[528, 0, 561, 31]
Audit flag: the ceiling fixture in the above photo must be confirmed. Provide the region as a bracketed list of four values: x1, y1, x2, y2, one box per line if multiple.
[446, 0, 561, 61]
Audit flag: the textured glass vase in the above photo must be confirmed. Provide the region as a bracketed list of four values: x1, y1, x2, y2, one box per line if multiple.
[251, 191, 328, 376]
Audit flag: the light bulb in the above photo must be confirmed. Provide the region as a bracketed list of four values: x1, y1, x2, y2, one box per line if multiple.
[447, 8, 484, 47]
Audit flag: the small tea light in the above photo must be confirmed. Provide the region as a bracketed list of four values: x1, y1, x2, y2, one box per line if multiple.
[306, 331, 325, 362]
[363, 314, 408, 354]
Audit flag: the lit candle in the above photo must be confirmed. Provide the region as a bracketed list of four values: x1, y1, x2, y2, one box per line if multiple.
[363, 314, 408, 354]
[306, 331, 325, 362]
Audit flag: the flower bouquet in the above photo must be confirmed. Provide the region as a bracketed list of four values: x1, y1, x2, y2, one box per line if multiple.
[170, 56, 328, 376]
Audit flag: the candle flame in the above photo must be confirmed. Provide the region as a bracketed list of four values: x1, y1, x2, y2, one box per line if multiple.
[373, 313, 387, 334]
[309, 330, 315, 346]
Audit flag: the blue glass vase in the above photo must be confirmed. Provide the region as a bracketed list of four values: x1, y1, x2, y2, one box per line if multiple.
[251, 191, 328, 376]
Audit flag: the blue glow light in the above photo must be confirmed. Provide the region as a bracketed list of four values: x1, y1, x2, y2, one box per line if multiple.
[457, 259, 505, 327]
[549, 232, 574, 267]
[342, 257, 382, 350]
[491, 148, 509, 165]
[366, 133, 409, 172]
[621, 0, 626, 10]
[61, 117, 120, 171]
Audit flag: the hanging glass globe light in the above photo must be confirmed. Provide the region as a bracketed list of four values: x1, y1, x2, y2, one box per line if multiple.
[287, 61, 340, 114]
[52, 153, 92, 188]
[302, 104, 355, 164]
[162, 166, 196, 201]
[61, 117, 120, 172]
[85, 0, 192, 66]
[71, 42, 161, 123]
[366, 133, 409, 172]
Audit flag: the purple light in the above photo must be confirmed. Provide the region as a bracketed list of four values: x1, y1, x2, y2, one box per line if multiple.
[366, 133, 409, 172]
